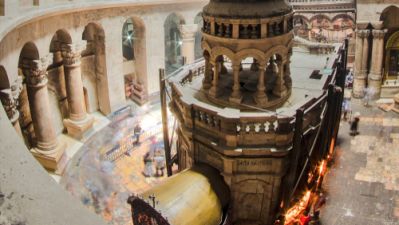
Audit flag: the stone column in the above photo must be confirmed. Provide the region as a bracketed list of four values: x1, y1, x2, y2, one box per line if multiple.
[353, 30, 369, 98]
[180, 24, 198, 65]
[273, 59, 288, 97]
[254, 64, 268, 106]
[209, 60, 219, 97]
[21, 57, 65, 172]
[202, 54, 212, 90]
[368, 29, 386, 99]
[229, 63, 242, 104]
[0, 89, 22, 137]
[62, 44, 94, 139]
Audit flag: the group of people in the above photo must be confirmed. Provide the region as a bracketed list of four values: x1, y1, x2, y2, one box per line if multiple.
[143, 136, 166, 177]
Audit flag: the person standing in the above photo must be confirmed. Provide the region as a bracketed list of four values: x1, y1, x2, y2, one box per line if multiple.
[342, 98, 351, 121]
[143, 152, 153, 177]
[134, 123, 142, 144]
[154, 148, 166, 177]
[350, 112, 360, 136]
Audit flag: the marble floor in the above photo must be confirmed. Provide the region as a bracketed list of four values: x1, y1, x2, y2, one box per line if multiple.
[60, 100, 175, 225]
[321, 98, 399, 225]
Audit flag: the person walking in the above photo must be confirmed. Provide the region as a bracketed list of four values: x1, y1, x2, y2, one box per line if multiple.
[350, 112, 360, 136]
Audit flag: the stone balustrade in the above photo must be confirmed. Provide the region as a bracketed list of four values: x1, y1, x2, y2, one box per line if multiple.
[168, 58, 336, 151]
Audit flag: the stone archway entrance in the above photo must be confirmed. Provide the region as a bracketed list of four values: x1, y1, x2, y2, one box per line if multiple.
[385, 31, 399, 80]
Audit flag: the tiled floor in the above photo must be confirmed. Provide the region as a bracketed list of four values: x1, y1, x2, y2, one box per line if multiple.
[321, 98, 399, 225]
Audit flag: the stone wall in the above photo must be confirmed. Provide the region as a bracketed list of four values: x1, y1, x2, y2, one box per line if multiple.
[0, 0, 207, 115]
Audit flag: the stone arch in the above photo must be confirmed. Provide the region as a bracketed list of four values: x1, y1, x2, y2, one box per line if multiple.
[82, 22, 109, 115]
[19, 42, 40, 66]
[0, 66, 10, 90]
[210, 46, 235, 63]
[122, 16, 148, 103]
[122, 17, 146, 61]
[49, 29, 72, 68]
[293, 15, 310, 26]
[47, 30, 73, 131]
[201, 41, 212, 54]
[309, 14, 332, 24]
[164, 13, 186, 74]
[384, 30, 399, 78]
[194, 12, 203, 60]
[265, 45, 288, 61]
[235, 49, 266, 66]
[49, 29, 72, 52]
[18, 42, 39, 148]
[381, 5, 399, 30]
[331, 14, 355, 24]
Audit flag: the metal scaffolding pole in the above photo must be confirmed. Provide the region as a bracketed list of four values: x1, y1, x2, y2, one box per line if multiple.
[159, 68, 173, 177]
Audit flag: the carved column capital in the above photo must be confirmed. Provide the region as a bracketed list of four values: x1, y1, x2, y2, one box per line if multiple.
[62, 43, 85, 66]
[372, 29, 387, 39]
[356, 29, 370, 39]
[0, 89, 19, 123]
[21, 55, 52, 87]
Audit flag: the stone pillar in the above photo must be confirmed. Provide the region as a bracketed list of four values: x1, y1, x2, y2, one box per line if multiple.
[229, 63, 242, 104]
[353, 30, 369, 98]
[180, 24, 198, 65]
[209, 60, 219, 97]
[62, 44, 94, 139]
[0, 89, 22, 137]
[21, 57, 66, 172]
[368, 29, 386, 99]
[202, 54, 212, 90]
[273, 59, 287, 97]
[254, 64, 268, 105]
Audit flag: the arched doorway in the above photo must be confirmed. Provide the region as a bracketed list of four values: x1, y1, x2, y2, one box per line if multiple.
[49, 29, 73, 134]
[164, 13, 185, 74]
[385, 31, 399, 80]
[18, 42, 40, 148]
[122, 17, 148, 104]
[82, 22, 107, 114]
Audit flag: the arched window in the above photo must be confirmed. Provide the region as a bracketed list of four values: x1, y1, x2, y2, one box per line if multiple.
[164, 13, 185, 74]
[122, 18, 136, 61]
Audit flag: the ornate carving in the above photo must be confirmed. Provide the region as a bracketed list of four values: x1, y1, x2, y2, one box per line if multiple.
[62, 44, 84, 66]
[0, 89, 19, 123]
[372, 29, 387, 39]
[356, 29, 370, 39]
[20, 56, 52, 87]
